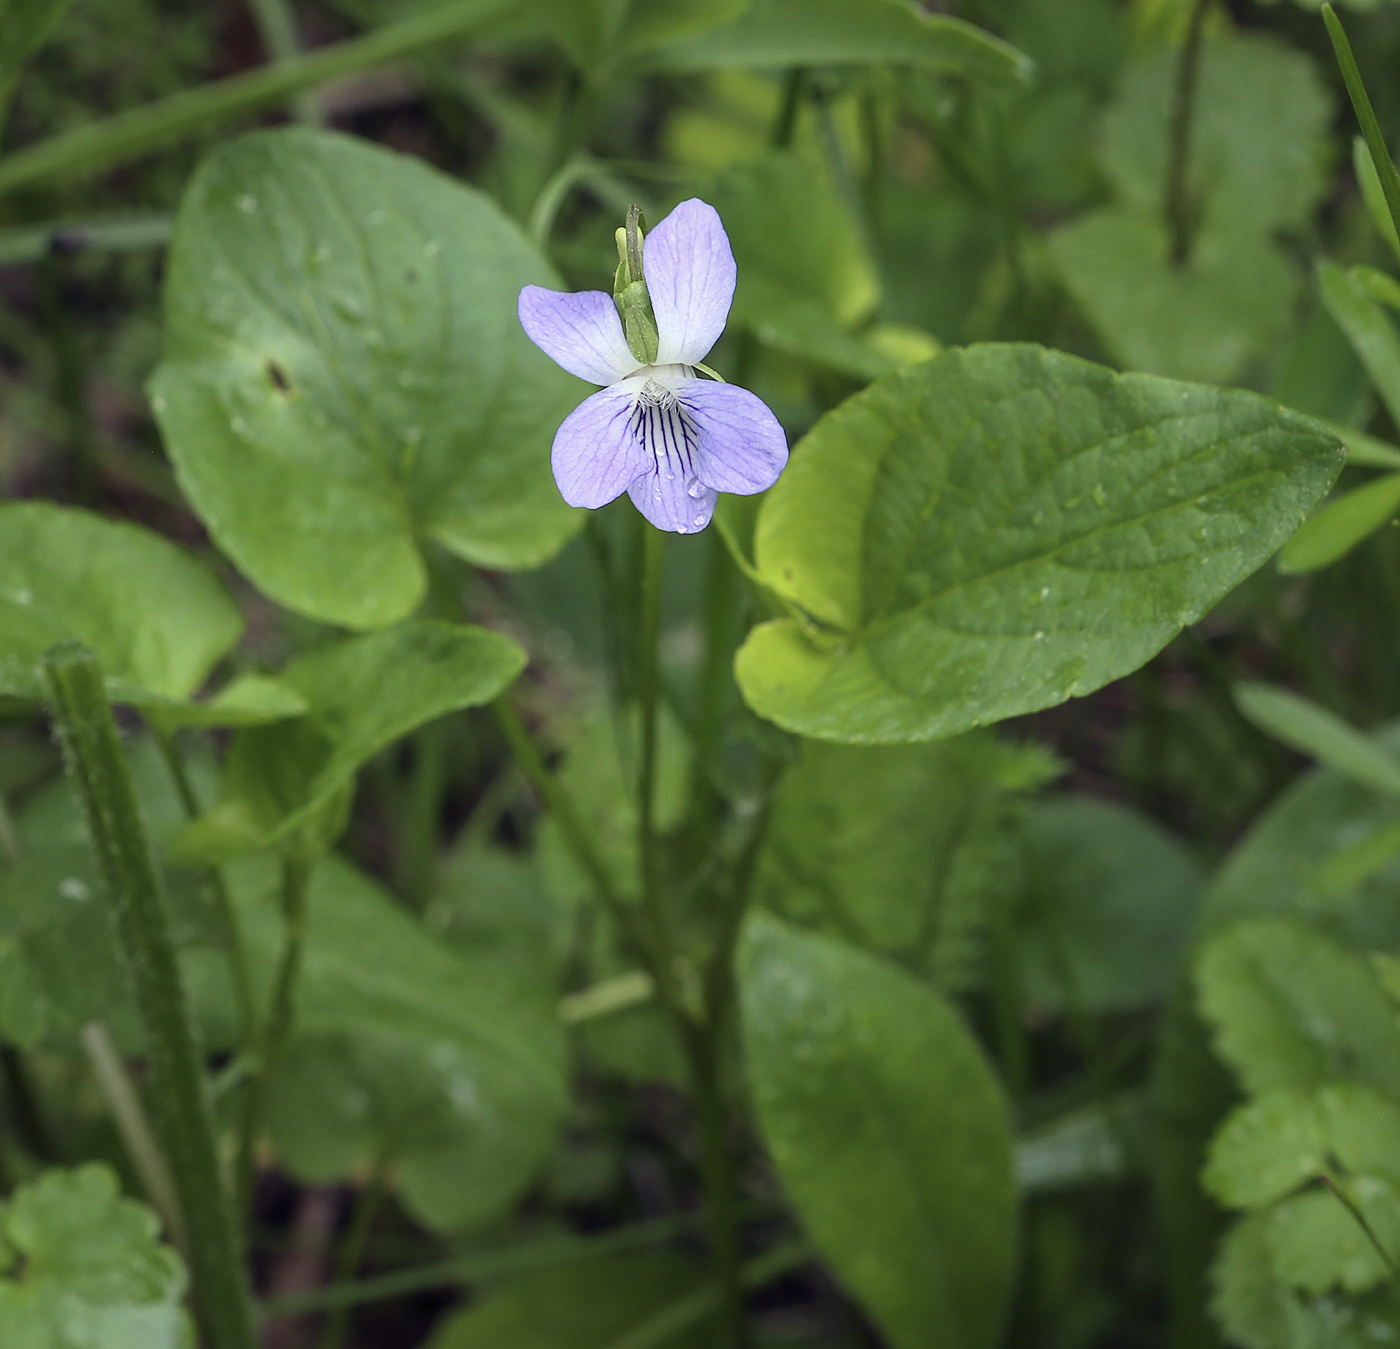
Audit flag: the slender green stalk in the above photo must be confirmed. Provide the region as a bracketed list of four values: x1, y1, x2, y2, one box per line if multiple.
[155, 730, 255, 1042]
[317, 1160, 388, 1349]
[637, 526, 669, 958]
[771, 67, 806, 149]
[79, 1020, 186, 1255]
[0, 0, 509, 196]
[682, 1030, 749, 1349]
[692, 510, 741, 821]
[1323, 4, 1400, 251]
[237, 855, 312, 1219]
[0, 1044, 58, 1163]
[492, 698, 628, 919]
[261, 1213, 705, 1320]
[398, 723, 447, 913]
[1165, 0, 1209, 266]
[606, 1239, 810, 1349]
[39, 251, 100, 504]
[41, 642, 256, 1349]
[1320, 1173, 1399, 1279]
[0, 214, 170, 267]
[246, 0, 320, 125]
[0, 791, 23, 864]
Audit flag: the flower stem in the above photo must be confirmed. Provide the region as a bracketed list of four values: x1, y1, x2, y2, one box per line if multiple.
[637, 525, 668, 957]
[682, 1029, 749, 1349]
[1165, 0, 1209, 266]
[154, 729, 256, 1044]
[1323, 3, 1400, 250]
[42, 641, 256, 1349]
[237, 854, 312, 1221]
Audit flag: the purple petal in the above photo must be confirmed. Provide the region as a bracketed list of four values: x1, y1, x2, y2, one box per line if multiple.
[644, 200, 736, 367]
[519, 285, 639, 386]
[552, 385, 645, 508]
[678, 378, 789, 495]
[628, 468, 718, 534]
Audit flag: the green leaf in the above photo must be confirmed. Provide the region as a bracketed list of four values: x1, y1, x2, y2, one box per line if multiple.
[738, 913, 1017, 1349]
[426, 1251, 714, 1349]
[1194, 918, 1400, 1100]
[1019, 796, 1203, 1014]
[1266, 1184, 1400, 1295]
[244, 854, 567, 1233]
[1233, 684, 1400, 798]
[759, 733, 1053, 989]
[0, 501, 242, 707]
[150, 126, 582, 630]
[647, 0, 1032, 83]
[1098, 34, 1332, 238]
[1278, 472, 1400, 573]
[1200, 722, 1400, 943]
[1354, 137, 1400, 266]
[1325, 422, 1400, 470]
[1049, 210, 1298, 383]
[710, 152, 888, 379]
[0, 848, 134, 1048]
[0, 1163, 192, 1349]
[0, 0, 75, 77]
[1210, 1211, 1297, 1349]
[735, 344, 1342, 744]
[1320, 260, 1400, 431]
[1203, 1090, 1327, 1210]
[538, 704, 689, 905]
[178, 621, 524, 858]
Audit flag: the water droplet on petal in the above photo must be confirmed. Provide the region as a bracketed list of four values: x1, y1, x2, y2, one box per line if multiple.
[676, 523, 690, 534]
[693, 511, 708, 527]
[685, 475, 706, 498]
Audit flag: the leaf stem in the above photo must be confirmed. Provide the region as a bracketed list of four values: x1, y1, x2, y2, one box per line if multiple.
[79, 1020, 187, 1255]
[1165, 0, 1209, 266]
[238, 854, 312, 1220]
[245, 0, 320, 125]
[42, 641, 256, 1349]
[317, 1158, 389, 1349]
[154, 729, 256, 1043]
[1320, 1172, 1400, 1280]
[1322, 3, 1400, 251]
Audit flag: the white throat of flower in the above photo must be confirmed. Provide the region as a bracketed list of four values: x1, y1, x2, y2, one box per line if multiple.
[625, 366, 708, 498]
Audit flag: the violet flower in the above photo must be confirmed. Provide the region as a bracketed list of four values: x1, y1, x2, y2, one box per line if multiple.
[519, 199, 788, 534]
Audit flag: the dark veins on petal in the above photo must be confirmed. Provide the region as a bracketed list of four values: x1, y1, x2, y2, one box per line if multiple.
[630, 379, 701, 485]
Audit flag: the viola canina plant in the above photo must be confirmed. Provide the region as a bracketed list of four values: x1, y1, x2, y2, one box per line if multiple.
[8, 3, 1400, 1349]
[519, 200, 788, 533]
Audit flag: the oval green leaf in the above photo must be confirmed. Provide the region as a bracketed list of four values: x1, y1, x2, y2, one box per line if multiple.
[648, 0, 1032, 82]
[1278, 471, 1400, 573]
[0, 501, 242, 705]
[738, 912, 1017, 1349]
[150, 127, 583, 630]
[736, 343, 1342, 743]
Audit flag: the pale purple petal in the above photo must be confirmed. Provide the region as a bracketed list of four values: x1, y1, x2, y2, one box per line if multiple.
[552, 384, 645, 508]
[644, 200, 736, 367]
[628, 469, 718, 534]
[678, 378, 788, 495]
[519, 285, 639, 386]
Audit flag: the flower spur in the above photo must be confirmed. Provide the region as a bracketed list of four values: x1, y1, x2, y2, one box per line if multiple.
[518, 199, 788, 534]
